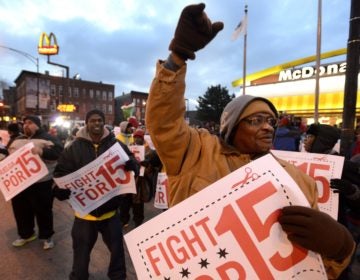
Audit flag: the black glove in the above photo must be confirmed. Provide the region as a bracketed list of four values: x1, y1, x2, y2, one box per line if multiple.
[52, 186, 71, 201]
[140, 160, 150, 168]
[125, 159, 140, 177]
[169, 3, 224, 60]
[330, 178, 357, 196]
[278, 206, 354, 261]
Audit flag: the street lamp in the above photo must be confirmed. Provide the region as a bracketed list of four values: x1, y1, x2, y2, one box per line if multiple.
[0, 45, 40, 114]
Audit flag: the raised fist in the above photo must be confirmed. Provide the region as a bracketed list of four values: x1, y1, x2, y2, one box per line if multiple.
[169, 3, 224, 60]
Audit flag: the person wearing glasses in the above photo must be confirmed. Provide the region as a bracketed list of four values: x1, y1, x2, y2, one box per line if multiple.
[145, 3, 354, 279]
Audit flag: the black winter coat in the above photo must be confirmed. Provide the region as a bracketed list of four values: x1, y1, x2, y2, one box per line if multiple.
[54, 128, 137, 217]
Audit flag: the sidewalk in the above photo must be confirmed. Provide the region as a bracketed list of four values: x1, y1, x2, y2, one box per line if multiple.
[0, 197, 163, 280]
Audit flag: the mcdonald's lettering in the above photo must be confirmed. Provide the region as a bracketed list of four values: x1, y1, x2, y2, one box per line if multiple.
[38, 32, 59, 55]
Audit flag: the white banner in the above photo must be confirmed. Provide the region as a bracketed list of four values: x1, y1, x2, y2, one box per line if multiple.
[271, 150, 344, 219]
[144, 134, 155, 150]
[125, 154, 327, 280]
[54, 143, 136, 217]
[0, 142, 48, 201]
[129, 145, 145, 162]
[153, 172, 169, 209]
[129, 145, 145, 176]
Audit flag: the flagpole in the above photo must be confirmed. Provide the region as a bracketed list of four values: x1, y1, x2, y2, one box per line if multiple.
[314, 0, 322, 123]
[242, 4, 248, 95]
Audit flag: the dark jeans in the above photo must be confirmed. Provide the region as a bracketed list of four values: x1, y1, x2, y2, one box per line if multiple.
[69, 211, 126, 280]
[119, 194, 144, 226]
[11, 180, 54, 239]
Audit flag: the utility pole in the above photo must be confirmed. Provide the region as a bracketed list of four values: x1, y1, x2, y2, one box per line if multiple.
[314, 0, 322, 123]
[340, 0, 360, 157]
[47, 55, 69, 105]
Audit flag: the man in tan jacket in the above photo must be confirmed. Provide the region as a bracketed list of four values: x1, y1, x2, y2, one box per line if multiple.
[145, 3, 355, 279]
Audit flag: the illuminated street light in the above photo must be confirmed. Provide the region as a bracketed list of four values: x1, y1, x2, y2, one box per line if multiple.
[0, 45, 40, 114]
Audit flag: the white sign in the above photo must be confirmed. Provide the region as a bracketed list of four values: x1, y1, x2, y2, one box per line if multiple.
[153, 172, 169, 209]
[0, 142, 48, 201]
[271, 150, 344, 219]
[125, 154, 327, 280]
[144, 135, 155, 150]
[129, 145, 145, 176]
[129, 145, 145, 162]
[54, 143, 136, 217]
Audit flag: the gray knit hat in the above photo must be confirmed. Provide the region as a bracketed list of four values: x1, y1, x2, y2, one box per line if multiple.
[219, 95, 278, 144]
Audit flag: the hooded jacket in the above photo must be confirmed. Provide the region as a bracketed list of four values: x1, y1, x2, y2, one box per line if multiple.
[54, 126, 136, 218]
[117, 121, 134, 145]
[145, 61, 352, 278]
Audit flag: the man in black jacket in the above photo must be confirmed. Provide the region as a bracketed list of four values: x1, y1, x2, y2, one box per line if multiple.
[53, 109, 139, 280]
[9, 115, 63, 250]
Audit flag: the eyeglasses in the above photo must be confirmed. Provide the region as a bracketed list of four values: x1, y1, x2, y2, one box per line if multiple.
[242, 115, 279, 128]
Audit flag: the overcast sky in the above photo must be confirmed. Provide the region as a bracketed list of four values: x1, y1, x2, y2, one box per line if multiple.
[0, 0, 351, 109]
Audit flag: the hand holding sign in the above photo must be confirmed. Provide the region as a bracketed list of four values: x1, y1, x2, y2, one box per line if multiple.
[330, 178, 357, 195]
[126, 155, 328, 279]
[53, 185, 71, 201]
[279, 206, 354, 261]
[124, 159, 140, 177]
[54, 143, 136, 217]
[0, 142, 48, 201]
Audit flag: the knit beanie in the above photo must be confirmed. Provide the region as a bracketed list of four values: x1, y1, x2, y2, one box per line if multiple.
[306, 124, 319, 136]
[220, 95, 278, 144]
[133, 128, 145, 139]
[128, 116, 139, 129]
[238, 100, 277, 121]
[85, 109, 105, 124]
[23, 115, 41, 128]
[306, 124, 340, 153]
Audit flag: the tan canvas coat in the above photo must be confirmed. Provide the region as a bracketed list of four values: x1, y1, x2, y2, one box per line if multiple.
[146, 61, 353, 279]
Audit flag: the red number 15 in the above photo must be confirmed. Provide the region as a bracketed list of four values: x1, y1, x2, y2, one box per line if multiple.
[215, 182, 307, 279]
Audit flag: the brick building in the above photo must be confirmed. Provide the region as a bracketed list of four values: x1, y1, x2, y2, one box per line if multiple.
[8, 70, 115, 126]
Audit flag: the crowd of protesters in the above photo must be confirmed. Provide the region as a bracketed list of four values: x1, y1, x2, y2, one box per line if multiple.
[0, 112, 164, 279]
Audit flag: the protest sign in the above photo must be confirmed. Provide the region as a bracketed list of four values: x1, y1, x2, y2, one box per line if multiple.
[0, 142, 48, 201]
[54, 142, 136, 217]
[125, 154, 326, 280]
[144, 134, 155, 150]
[153, 172, 169, 209]
[129, 145, 145, 176]
[271, 150, 344, 219]
[129, 145, 145, 162]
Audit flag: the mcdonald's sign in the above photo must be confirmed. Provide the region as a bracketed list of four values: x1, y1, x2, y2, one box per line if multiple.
[38, 32, 59, 55]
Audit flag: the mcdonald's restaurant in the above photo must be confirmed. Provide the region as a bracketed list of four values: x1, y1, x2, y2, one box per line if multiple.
[233, 56, 360, 127]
